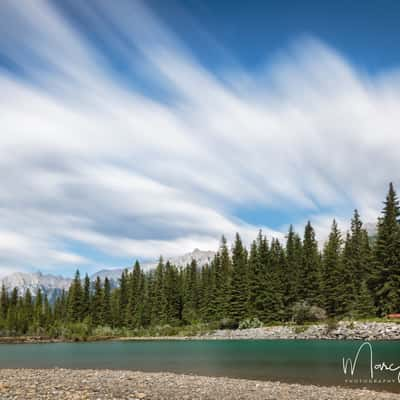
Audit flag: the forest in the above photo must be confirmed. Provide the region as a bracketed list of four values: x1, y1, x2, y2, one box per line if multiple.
[1, 183, 399, 339]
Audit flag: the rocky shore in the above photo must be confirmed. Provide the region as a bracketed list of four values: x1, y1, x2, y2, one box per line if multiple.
[119, 321, 400, 341]
[201, 321, 400, 340]
[1, 322, 399, 344]
[0, 368, 398, 400]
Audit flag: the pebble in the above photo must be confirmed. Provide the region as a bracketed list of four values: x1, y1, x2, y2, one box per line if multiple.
[0, 368, 397, 400]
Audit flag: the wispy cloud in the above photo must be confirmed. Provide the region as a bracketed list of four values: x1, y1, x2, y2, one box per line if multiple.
[0, 0, 399, 275]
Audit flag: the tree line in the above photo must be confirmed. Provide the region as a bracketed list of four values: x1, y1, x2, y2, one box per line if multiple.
[1, 183, 400, 336]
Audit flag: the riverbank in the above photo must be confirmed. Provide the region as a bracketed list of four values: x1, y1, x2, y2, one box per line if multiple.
[1, 321, 399, 343]
[118, 321, 400, 341]
[0, 368, 397, 400]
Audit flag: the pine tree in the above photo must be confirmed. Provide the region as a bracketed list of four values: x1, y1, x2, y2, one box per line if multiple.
[23, 289, 33, 330]
[125, 261, 141, 328]
[299, 221, 322, 306]
[285, 226, 301, 307]
[262, 238, 285, 321]
[118, 269, 129, 327]
[229, 233, 248, 322]
[199, 261, 217, 322]
[373, 183, 400, 315]
[164, 261, 181, 325]
[247, 238, 261, 319]
[68, 270, 83, 322]
[323, 220, 345, 316]
[91, 277, 104, 326]
[151, 257, 167, 324]
[82, 274, 91, 320]
[355, 280, 376, 318]
[0, 284, 8, 321]
[182, 259, 198, 323]
[215, 236, 231, 319]
[103, 277, 112, 326]
[34, 288, 43, 329]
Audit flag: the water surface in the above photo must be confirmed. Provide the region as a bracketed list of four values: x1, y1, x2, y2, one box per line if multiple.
[0, 340, 399, 392]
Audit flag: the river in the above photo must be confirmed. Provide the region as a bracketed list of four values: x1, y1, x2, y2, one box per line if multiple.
[0, 339, 399, 392]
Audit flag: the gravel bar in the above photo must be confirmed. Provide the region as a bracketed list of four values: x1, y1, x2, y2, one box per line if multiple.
[0, 369, 398, 400]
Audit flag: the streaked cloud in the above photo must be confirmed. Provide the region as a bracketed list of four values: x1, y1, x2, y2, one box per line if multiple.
[0, 0, 399, 275]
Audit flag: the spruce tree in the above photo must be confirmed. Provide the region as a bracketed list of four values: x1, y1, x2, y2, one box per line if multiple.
[164, 261, 181, 325]
[82, 274, 91, 320]
[103, 277, 112, 326]
[215, 236, 231, 319]
[91, 277, 104, 326]
[323, 220, 345, 316]
[0, 284, 8, 321]
[373, 183, 400, 315]
[182, 259, 198, 323]
[151, 257, 167, 324]
[118, 269, 129, 326]
[355, 280, 376, 318]
[298, 221, 322, 306]
[125, 261, 141, 328]
[285, 226, 301, 307]
[229, 233, 248, 322]
[68, 270, 83, 322]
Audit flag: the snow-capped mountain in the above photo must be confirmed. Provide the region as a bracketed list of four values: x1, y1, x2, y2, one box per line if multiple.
[91, 248, 216, 285]
[0, 271, 72, 303]
[0, 249, 216, 298]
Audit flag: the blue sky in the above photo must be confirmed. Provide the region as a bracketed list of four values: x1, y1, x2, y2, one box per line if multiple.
[0, 0, 400, 276]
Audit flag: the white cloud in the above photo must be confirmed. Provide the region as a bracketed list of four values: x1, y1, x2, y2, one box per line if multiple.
[0, 1, 398, 274]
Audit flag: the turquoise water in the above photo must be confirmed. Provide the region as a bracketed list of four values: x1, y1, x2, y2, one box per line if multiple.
[0, 340, 399, 392]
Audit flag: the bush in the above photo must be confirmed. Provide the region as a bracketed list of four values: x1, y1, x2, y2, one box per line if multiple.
[294, 325, 307, 334]
[292, 301, 327, 324]
[239, 318, 263, 330]
[219, 318, 239, 330]
[61, 322, 92, 341]
[326, 318, 339, 332]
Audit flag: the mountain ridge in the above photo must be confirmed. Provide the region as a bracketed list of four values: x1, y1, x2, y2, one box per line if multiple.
[0, 249, 216, 299]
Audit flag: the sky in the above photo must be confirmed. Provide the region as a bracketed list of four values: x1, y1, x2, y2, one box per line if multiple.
[1, 0, 400, 277]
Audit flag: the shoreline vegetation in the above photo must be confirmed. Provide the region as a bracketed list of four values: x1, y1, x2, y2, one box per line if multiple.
[1, 183, 400, 342]
[0, 369, 398, 400]
[1, 320, 399, 344]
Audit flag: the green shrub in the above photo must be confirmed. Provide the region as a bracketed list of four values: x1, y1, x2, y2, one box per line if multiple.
[294, 325, 307, 334]
[219, 318, 239, 330]
[238, 318, 263, 329]
[292, 301, 327, 324]
[326, 318, 339, 332]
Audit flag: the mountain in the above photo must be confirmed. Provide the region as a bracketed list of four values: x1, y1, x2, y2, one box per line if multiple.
[0, 249, 216, 298]
[91, 248, 216, 286]
[0, 271, 72, 303]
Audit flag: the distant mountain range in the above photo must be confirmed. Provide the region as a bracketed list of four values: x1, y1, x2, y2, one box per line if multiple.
[0, 223, 378, 302]
[0, 249, 216, 301]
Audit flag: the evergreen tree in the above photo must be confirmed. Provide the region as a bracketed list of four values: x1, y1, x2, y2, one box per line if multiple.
[151, 257, 167, 324]
[125, 261, 141, 328]
[82, 273, 91, 320]
[103, 277, 112, 326]
[164, 261, 181, 325]
[34, 288, 43, 329]
[68, 270, 83, 322]
[355, 280, 376, 318]
[0, 284, 8, 321]
[215, 236, 231, 319]
[373, 183, 400, 315]
[229, 233, 248, 322]
[118, 269, 129, 326]
[299, 221, 322, 306]
[182, 259, 198, 323]
[91, 277, 104, 326]
[323, 220, 345, 316]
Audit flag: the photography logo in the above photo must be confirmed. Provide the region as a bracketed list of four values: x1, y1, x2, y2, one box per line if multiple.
[342, 342, 400, 385]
